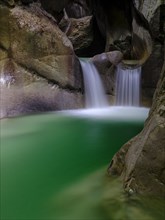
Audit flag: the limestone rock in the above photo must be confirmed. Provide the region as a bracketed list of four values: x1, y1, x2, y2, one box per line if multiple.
[108, 60, 165, 197]
[105, 0, 165, 198]
[135, 0, 165, 41]
[135, 0, 162, 22]
[59, 14, 93, 53]
[67, 16, 93, 52]
[0, 59, 83, 118]
[9, 5, 77, 87]
[106, 51, 123, 66]
[0, 3, 83, 117]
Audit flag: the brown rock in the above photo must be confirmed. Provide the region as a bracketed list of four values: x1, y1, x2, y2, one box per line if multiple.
[67, 16, 93, 52]
[0, 3, 83, 117]
[108, 60, 165, 197]
[0, 59, 83, 118]
[106, 51, 123, 65]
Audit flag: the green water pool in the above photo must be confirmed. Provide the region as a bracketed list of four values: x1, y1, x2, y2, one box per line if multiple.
[1, 109, 162, 219]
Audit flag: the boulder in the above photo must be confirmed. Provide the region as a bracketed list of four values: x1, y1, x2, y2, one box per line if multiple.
[0, 58, 83, 118]
[59, 15, 93, 52]
[0, 2, 83, 118]
[91, 51, 123, 98]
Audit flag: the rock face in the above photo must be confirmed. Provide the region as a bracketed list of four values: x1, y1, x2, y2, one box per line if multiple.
[108, 58, 165, 197]
[0, 2, 83, 118]
[137, 0, 165, 107]
[141, 43, 164, 106]
[0, 0, 125, 117]
[86, 0, 152, 66]
[106, 0, 165, 196]
[89, 0, 164, 106]
[59, 15, 93, 53]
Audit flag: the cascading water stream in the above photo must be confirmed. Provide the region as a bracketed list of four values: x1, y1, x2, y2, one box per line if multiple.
[116, 65, 141, 106]
[80, 60, 109, 108]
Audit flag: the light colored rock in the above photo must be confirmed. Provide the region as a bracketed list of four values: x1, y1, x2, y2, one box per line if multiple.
[136, 0, 162, 22]
[0, 59, 83, 118]
[106, 51, 123, 65]
[135, 0, 165, 39]
[67, 16, 93, 52]
[0, 3, 84, 117]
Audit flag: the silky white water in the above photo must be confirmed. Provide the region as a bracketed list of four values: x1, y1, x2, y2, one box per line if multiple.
[116, 65, 141, 106]
[80, 60, 108, 108]
[59, 106, 149, 122]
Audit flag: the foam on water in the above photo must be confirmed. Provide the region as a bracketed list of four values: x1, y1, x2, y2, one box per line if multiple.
[59, 106, 150, 122]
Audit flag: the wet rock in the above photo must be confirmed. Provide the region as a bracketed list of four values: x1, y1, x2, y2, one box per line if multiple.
[106, 51, 123, 66]
[108, 59, 165, 197]
[107, 0, 165, 198]
[90, 51, 122, 98]
[59, 14, 93, 52]
[87, 0, 152, 65]
[0, 59, 83, 118]
[0, 3, 83, 117]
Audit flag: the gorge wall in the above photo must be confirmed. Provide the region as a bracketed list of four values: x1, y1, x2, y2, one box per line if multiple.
[107, 0, 165, 197]
[0, 0, 165, 198]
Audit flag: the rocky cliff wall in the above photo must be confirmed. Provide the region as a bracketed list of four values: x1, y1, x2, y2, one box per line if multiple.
[108, 51, 165, 197]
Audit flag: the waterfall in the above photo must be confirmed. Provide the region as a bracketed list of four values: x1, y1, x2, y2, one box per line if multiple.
[116, 65, 141, 106]
[80, 60, 108, 108]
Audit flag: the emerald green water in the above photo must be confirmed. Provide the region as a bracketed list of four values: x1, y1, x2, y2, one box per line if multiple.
[53, 167, 165, 220]
[1, 110, 163, 219]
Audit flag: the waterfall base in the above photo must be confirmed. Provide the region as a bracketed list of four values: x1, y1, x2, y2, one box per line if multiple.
[60, 106, 149, 122]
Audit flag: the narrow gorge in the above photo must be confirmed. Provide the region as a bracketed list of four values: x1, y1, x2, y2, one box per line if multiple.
[0, 0, 164, 219]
